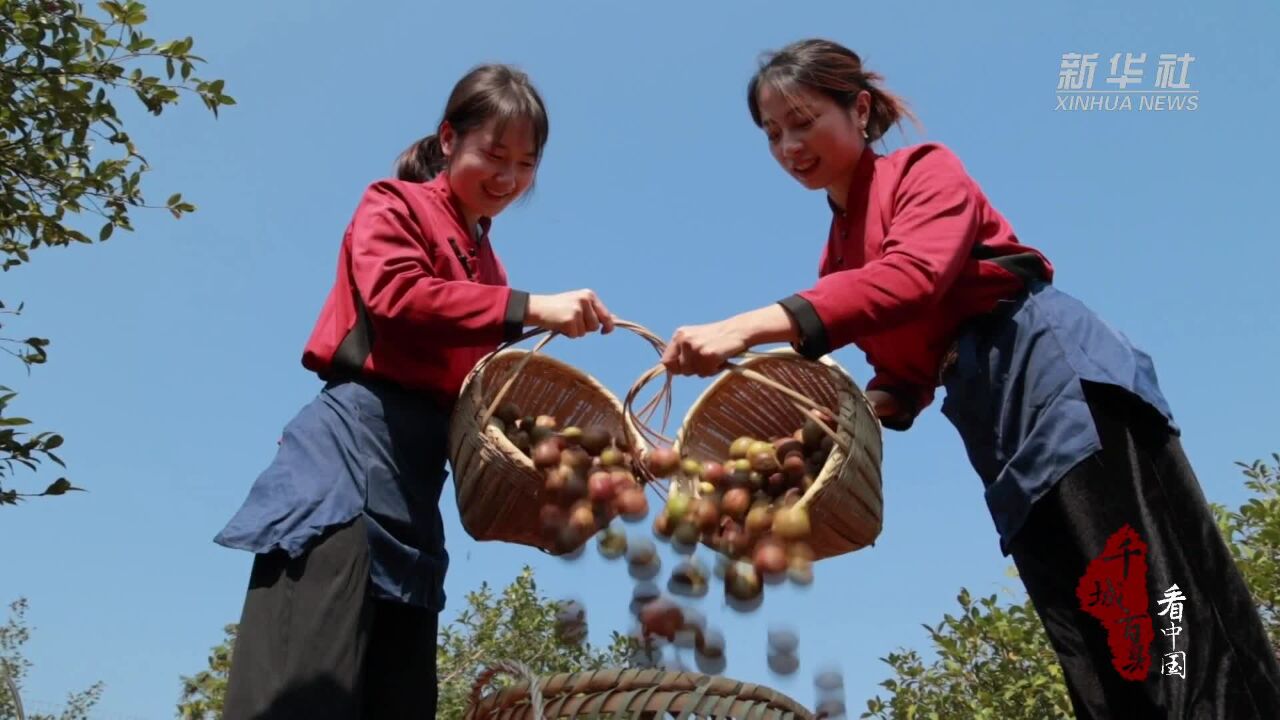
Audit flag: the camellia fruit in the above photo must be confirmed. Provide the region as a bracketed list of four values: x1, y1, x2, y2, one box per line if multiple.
[600, 447, 626, 468]
[773, 506, 811, 541]
[693, 498, 720, 531]
[680, 458, 703, 479]
[495, 402, 521, 425]
[596, 526, 627, 559]
[616, 487, 649, 520]
[580, 427, 612, 455]
[645, 447, 680, 478]
[720, 488, 751, 519]
[701, 461, 726, 487]
[532, 440, 562, 469]
[725, 561, 763, 601]
[665, 490, 691, 520]
[639, 597, 684, 640]
[568, 501, 596, 536]
[745, 503, 773, 536]
[652, 512, 673, 538]
[753, 538, 788, 575]
[728, 436, 755, 460]
[588, 471, 616, 504]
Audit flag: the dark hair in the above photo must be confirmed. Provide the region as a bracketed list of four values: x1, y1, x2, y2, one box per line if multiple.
[395, 64, 550, 182]
[747, 39, 917, 142]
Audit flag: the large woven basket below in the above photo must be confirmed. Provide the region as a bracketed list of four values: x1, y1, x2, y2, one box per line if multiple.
[449, 348, 646, 554]
[466, 668, 814, 719]
[674, 349, 883, 560]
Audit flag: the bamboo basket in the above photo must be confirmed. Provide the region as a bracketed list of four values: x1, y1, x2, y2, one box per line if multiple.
[627, 349, 884, 560]
[448, 323, 667, 554]
[466, 665, 815, 720]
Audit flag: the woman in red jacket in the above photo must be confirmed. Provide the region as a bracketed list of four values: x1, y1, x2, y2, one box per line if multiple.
[215, 64, 612, 719]
[662, 38, 1280, 718]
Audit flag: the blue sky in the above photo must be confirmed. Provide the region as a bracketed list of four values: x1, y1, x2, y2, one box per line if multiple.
[4, 0, 1279, 717]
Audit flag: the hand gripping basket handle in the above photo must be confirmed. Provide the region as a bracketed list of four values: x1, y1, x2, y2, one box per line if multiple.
[474, 320, 669, 431]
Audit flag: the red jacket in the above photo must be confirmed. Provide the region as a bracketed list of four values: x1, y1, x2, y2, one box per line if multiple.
[302, 173, 527, 410]
[779, 143, 1052, 429]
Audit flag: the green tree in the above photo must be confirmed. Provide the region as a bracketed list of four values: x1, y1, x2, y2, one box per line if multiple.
[175, 624, 234, 720]
[435, 566, 639, 719]
[176, 567, 639, 720]
[0, 598, 103, 720]
[0, 0, 233, 505]
[860, 589, 1072, 720]
[862, 454, 1280, 720]
[1213, 454, 1280, 655]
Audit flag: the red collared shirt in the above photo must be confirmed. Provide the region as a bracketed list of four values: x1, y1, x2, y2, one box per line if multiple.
[779, 142, 1052, 429]
[302, 172, 527, 410]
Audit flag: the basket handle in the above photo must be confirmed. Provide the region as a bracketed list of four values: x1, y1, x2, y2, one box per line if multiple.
[625, 351, 859, 460]
[469, 660, 545, 719]
[476, 320, 669, 431]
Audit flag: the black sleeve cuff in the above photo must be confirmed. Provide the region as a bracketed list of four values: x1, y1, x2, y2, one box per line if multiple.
[777, 294, 830, 360]
[875, 386, 918, 432]
[504, 289, 529, 342]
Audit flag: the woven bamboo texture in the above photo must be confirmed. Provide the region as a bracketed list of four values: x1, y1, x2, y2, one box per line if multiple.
[672, 350, 883, 560]
[449, 330, 653, 555]
[466, 668, 814, 720]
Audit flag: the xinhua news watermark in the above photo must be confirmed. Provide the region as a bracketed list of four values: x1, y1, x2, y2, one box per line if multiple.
[1057, 52, 1198, 112]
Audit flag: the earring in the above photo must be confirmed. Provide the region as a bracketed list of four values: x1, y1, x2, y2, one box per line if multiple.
[861, 126, 869, 141]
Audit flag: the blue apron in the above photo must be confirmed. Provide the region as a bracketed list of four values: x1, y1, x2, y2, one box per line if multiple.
[215, 379, 451, 610]
[940, 280, 1178, 555]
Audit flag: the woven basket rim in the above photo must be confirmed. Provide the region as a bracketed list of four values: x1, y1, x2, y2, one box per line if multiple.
[671, 347, 864, 458]
[455, 347, 651, 463]
[468, 668, 814, 719]
[670, 348, 880, 522]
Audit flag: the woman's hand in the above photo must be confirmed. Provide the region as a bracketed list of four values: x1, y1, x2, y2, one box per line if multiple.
[662, 305, 801, 377]
[661, 320, 750, 377]
[527, 289, 614, 338]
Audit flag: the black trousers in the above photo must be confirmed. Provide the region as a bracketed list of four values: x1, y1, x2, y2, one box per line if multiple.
[1010, 383, 1280, 719]
[222, 517, 439, 720]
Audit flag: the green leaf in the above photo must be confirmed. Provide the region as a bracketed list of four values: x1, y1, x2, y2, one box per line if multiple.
[0, 418, 33, 427]
[100, 222, 114, 241]
[42, 478, 72, 495]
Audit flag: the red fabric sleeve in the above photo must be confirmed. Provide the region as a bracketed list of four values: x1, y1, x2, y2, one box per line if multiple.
[349, 182, 513, 345]
[796, 145, 981, 351]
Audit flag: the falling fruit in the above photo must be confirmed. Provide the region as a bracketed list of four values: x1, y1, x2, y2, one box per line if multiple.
[596, 526, 627, 559]
[616, 487, 649, 520]
[725, 561, 763, 601]
[639, 597, 684, 641]
[753, 538, 788, 576]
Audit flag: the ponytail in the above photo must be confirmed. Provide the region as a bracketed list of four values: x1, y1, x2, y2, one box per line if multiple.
[395, 134, 447, 182]
[859, 70, 915, 143]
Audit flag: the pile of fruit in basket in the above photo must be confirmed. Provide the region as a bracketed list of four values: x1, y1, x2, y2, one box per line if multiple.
[489, 402, 649, 554]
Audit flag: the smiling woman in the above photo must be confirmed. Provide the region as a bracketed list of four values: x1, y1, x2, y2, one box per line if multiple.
[660, 37, 1280, 719]
[211, 63, 616, 720]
